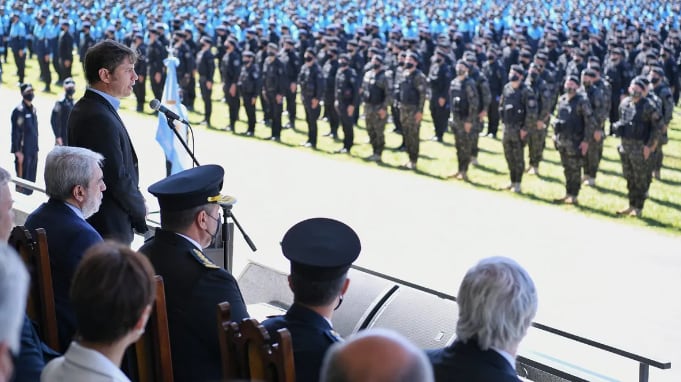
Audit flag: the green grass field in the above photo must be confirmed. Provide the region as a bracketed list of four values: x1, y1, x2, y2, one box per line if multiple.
[9, 50, 681, 235]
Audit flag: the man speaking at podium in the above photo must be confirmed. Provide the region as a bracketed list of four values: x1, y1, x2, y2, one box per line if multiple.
[68, 40, 148, 245]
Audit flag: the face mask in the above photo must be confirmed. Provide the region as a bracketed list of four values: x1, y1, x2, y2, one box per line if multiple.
[339, 61, 348, 67]
[373, 63, 381, 70]
[305, 55, 314, 62]
[487, 56, 494, 61]
[23, 93, 34, 102]
[630, 90, 642, 98]
[204, 211, 221, 248]
[529, 72, 538, 80]
[650, 77, 660, 85]
[65, 88, 76, 96]
[268, 50, 276, 57]
[509, 74, 520, 82]
[564, 86, 576, 94]
[405, 62, 415, 69]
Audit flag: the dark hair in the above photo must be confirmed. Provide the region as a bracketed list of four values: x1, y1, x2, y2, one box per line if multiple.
[71, 241, 156, 344]
[290, 273, 346, 306]
[160, 204, 210, 232]
[83, 39, 137, 85]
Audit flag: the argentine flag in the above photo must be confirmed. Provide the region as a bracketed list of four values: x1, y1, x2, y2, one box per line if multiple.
[155, 54, 192, 175]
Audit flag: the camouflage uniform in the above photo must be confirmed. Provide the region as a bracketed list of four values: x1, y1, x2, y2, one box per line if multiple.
[499, 83, 537, 186]
[362, 66, 393, 156]
[553, 92, 597, 198]
[449, 75, 479, 173]
[650, 81, 673, 174]
[525, 72, 553, 170]
[399, 68, 428, 163]
[582, 82, 608, 179]
[468, 67, 491, 159]
[615, 96, 662, 210]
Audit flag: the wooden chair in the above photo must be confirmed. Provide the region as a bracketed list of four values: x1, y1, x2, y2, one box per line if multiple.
[8, 226, 60, 351]
[131, 275, 174, 382]
[217, 302, 295, 382]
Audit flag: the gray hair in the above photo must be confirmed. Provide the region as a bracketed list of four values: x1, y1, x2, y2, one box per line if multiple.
[0, 243, 29, 354]
[455, 256, 537, 351]
[321, 328, 434, 382]
[44, 146, 104, 201]
[0, 167, 9, 187]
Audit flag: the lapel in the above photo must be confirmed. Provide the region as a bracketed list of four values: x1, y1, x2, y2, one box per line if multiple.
[83, 90, 139, 163]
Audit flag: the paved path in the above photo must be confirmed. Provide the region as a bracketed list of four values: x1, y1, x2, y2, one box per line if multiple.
[1, 88, 679, 381]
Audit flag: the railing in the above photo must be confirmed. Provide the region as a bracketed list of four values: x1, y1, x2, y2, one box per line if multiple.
[352, 265, 671, 382]
[10, 177, 673, 381]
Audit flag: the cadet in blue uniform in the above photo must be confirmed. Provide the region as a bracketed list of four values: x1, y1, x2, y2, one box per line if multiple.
[140, 165, 249, 382]
[262, 217, 362, 382]
[11, 83, 38, 195]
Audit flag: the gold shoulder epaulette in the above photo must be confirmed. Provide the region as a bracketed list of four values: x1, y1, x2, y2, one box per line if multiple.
[191, 248, 219, 269]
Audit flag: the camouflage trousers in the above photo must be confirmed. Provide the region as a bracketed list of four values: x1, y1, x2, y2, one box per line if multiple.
[400, 105, 421, 162]
[470, 116, 482, 157]
[557, 146, 584, 197]
[583, 134, 604, 178]
[451, 118, 473, 172]
[502, 125, 526, 183]
[652, 133, 668, 172]
[365, 104, 387, 155]
[526, 127, 547, 168]
[619, 139, 653, 209]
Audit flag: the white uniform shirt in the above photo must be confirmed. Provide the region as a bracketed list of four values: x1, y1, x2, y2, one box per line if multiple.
[41, 342, 130, 382]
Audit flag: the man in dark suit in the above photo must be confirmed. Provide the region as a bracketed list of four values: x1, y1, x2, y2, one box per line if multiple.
[262, 217, 361, 382]
[140, 164, 249, 382]
[24, 146, 105, 351]
[427, 257, 538, 382]
[68, 40, 148, 245]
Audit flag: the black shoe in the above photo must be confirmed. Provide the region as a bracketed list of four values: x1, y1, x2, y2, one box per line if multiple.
[323, 131, 335, 137]
[268, 136, 280, 141]
[301, 141, 315, 148]
[244, 131, 254, 137]
[335, 147, 349, 154]
[397, 144, 406, 151]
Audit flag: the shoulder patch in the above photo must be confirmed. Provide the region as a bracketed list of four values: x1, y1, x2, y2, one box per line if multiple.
[191, 248, 219, 269]
[324, 329, 343, 343]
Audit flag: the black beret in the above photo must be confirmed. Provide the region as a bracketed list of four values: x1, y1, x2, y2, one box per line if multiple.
[19, 83, 34, 94]
[510, 64, 525, 76]
[200, 36, 212, 45]
[456, 59, 470, 69]
[148, 165, 234, 211]
[582, 68, 598, 78]
[281, 218, 361, 281]
[566, 74, 580, 84]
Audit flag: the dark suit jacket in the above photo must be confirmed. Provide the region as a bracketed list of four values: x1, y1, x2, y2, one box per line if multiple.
[139, 229, 249, 382]
[24, 199, 102, 351]
[427, 339, 521, 382]
[262, 303, 341, 382]
[67, 89, 147, 244]
[12, 316, 60, 382]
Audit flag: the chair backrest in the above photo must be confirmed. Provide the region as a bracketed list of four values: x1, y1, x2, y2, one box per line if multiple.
[133, 275, 174, 382]
[217, 302, 295, 382]
[8, 226, 60, 351]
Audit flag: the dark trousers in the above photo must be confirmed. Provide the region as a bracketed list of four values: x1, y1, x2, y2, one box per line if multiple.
[339, 103, 354, 150]
[260, 92, 271, 123]
[58, 57, 72, 83]
[15, 152, 37, 195]
[267, 92, 283, 138]
[503, 128, 525, 183]
[391, 104, 402, 132]
[181, 74, 195, 110]
[303, 98, 321, 146]
[12, 48, 25, 83]
[558, 147, 583, 197]
[486, 97, 500, 136]
[150, 71, 164, 101]
[324, 94, 339, 135]
[242, 93, 257, 133]
[619, 140, 652, 209]
[224, 82, 240, 127]
[38, 53, 51, 90]
[430, 99, 449, 139]
[285, 85, 296, 127]
[200, 78, 213, 124]
[133, 76, 146, 111]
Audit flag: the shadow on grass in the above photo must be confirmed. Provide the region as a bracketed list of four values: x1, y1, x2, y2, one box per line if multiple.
[593, 184, 628, 198]
[535, 173, 564, 185]
[473, 163, 506, 176]
[648, 196, 681, 211]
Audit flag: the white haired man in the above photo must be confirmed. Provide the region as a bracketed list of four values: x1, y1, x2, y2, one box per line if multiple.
[427, 256, 538, 381]
[24, 146, 106, 351]
[320, 328, 433, 382]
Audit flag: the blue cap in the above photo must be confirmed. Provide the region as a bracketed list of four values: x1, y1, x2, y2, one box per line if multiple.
[148, 165, 234, 211]
[281, 218, 361, 281]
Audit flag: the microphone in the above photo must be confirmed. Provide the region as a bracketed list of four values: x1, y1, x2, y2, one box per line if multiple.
[149, 99, 190, 125]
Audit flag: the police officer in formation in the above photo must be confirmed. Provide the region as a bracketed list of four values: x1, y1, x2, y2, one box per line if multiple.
[262, 42, 287, 141]
[322, 47, 340, 139]
[298, 48, 324, 148]
[464, 53, 491, 167]
[482, 50, 506, 138]
[648, 67, 673, 180]
[448, 59, 478, 180]
[282, 38, 299, 130]
[398, 52, 428, 170]
[361, 54, 392, 161]
[57, 19, 73, 85]
[499, 65, 537, 193]
[238, 50, 261, 136]
[147, 27, 167, 102]
[428, 49, 452, 143]
[613, 77, 662, 217]
[50, 77, 76, 146]
[131, 33, 147, 112]
[580, 68, 608, 186]
[335, 53, 360, 154]
[11, 83, 38, 195]
[197, 36, 215, 128]
[221, 37, 241, 131]
[524, 62, 553, 176]
[553, 75, 597, 205]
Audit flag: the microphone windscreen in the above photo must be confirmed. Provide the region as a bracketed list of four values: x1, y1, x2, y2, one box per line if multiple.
[149, 99, 161, 111]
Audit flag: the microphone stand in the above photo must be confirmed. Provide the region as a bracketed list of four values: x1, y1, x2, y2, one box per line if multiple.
[220, 203, 257, 273]
[164, 114, 257, 273]
[165, 115, 200, 167]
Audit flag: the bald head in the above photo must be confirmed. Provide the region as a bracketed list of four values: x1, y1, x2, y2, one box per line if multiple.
[320, 328, 433, 382]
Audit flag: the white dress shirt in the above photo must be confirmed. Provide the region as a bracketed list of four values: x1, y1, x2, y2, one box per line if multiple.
[41, 341, 130, 382]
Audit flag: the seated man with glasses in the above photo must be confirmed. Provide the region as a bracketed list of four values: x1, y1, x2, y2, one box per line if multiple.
[140, 164, 249, 382]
